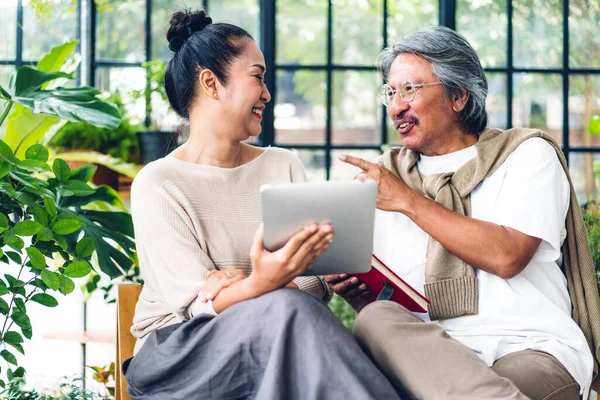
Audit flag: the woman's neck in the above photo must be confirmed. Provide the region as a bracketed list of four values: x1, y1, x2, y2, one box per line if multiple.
[174, 135, 245, 168]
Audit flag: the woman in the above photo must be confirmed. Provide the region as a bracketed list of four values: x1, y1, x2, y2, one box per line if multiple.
[123, 9, 402, 400]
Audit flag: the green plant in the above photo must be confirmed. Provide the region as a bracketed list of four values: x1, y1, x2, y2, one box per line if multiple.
[0, 40, 138, 387]
[0, 141, 136, 385]
[49, 93, 142, 165]
[0, 42, 139, 181]
[328, 294, 357, 330]
[130, 61, 168, 131]
[0, 44, 120, 158]
[88, 362, 115, 398]
[1, 375, 111, 399]
[582, 201, 600, 291]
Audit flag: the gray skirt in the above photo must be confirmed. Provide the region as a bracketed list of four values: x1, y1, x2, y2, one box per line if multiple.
[124, 288, 402, 400]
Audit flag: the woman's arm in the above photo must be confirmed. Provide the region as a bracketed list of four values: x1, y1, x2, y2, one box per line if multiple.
[210, 223, 332, 313]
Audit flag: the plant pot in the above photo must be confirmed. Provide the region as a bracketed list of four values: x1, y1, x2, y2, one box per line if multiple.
[58, 149, 120, 190]
[137, 131, 177, 165]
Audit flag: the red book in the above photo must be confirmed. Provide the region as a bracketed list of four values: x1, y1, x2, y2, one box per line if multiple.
[350, 254, 429, 313]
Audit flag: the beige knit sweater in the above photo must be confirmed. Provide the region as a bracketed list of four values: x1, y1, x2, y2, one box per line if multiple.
[130, 146, 332, 353]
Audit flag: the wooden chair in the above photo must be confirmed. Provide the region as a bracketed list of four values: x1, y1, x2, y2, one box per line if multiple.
[116, 283, 142, 400]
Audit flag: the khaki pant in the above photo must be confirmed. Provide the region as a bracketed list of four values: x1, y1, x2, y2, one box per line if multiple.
[353, 301, 580, 400]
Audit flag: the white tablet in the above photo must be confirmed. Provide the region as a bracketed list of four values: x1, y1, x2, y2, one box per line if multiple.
[261, 180, 377, 276]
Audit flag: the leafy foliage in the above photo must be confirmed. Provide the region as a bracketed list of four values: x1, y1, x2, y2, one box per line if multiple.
[0, 41, 120, 159]
[582, 201, 600, 291]
[0, 375, 111, 399]
[49, 92, 142, 164]
[328, 294, 357, 330]
[0, 140, 137, 386]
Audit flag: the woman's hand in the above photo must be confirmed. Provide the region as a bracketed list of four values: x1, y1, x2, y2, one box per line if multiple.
[246, 223, 333, 296]
[199, 266, 246, 303]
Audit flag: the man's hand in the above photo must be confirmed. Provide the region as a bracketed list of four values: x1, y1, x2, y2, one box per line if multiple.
[324, 274, 370, 312]
[339, 155, 413, 213]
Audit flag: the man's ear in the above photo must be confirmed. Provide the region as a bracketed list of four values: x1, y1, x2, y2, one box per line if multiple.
[198, 69, 219, 98]
[452, 90, 469, 113]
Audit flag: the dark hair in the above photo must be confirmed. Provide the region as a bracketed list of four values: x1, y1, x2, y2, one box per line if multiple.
[164, 9, 253, 119]
[378, 26, 488, 135]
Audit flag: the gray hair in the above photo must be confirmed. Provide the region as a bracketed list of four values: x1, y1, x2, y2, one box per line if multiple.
[378, 26, 488, 134]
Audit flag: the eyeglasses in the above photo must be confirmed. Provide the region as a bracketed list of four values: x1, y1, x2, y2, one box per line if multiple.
[379, 80, 443, 106]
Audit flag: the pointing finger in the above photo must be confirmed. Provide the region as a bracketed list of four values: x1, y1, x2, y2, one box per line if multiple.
[338, 155, 377, 172]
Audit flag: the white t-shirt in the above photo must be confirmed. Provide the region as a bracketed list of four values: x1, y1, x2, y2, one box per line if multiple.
[373, 138, 593, 395]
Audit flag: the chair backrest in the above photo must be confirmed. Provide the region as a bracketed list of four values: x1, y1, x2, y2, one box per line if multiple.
[115, 283, 142, 400]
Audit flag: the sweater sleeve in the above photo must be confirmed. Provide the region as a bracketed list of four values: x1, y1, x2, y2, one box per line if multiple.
[287, 151, 334, 303]
[131, 175, 217, 321]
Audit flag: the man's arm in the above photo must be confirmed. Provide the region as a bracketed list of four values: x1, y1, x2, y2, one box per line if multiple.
[405, 195, 541, 279]
[342, 150, 549, 280]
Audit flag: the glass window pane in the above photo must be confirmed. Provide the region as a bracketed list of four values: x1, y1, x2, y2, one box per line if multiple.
[0, 1, 17, 60]
[209, 0, 259, 39]
[332, 71, 381, 145]
[95, 67, 147, 125]
[151, 0, 190, 62]
[275, 70, 326, 145]
[569, 1, 600, 68]
[22, 0, 78, 61]
[151, 87, 179, 132]
[276, 0, 327, 65]
[0, 65, 14, 88]
[289, 149, 326, 182]
[457, 0, 507, 68]
[569, 75, 600, 147]
[331, 149, 381, 181]
[387, 0, 437, 43]
[96, 0, 145, 62]
[512, 73, 562, 144]
[333, 0, 382, 66]
[569, 152, 600, 204]
[512, 0, 563, 68]
[487, 73, 508, 129]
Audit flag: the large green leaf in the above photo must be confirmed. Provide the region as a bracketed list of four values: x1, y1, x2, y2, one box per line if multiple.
[7, 68, 72, 98]
[64, 260, 92, 278]
[51, 213, 83, 235]
[3, 62, 121, 157]
[40, 270, 60, 290]
[37, 41, 78, 75]
[4, 106, 62, 159]
[65, 210, 136, 279]
[13, 221, 42, 236]
[58, 275, 75, 295]
[31, 293, 58, 307]
[11, 86, 120, 129]
[25, 144, 49, 162]
[0, 350, 17, 366]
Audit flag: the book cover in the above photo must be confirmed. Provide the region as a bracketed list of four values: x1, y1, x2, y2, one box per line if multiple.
[350, 255, 429, 313]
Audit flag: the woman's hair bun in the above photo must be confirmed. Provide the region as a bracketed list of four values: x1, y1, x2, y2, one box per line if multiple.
[167, 9, 213, 52]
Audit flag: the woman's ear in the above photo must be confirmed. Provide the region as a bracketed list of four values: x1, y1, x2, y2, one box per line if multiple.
[198, 69, 219, 99]
[452, 90, 469, 113]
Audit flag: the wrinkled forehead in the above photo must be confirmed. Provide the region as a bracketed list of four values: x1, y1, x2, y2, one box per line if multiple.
[388, 53, 436, 85]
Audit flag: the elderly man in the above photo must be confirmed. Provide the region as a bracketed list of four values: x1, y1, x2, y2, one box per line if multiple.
[327, 26, 600, 400]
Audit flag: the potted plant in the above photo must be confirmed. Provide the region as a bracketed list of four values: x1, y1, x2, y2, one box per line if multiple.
[131, 61, 177, 165]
